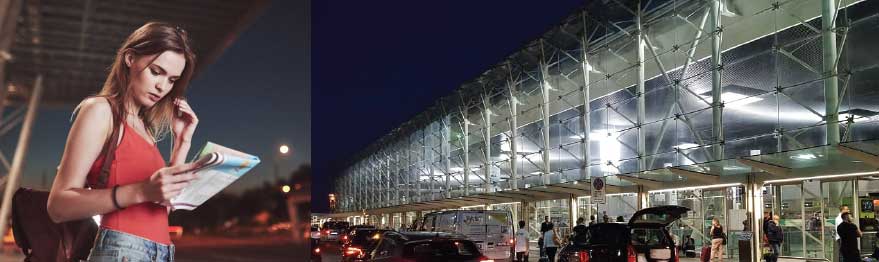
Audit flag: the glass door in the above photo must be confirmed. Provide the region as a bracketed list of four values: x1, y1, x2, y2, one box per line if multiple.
[703, 189, 729, 259]
[778, 184, 804, 257]
[822, 180, 854, 261]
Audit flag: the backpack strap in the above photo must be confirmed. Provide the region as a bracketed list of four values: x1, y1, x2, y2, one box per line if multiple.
[92, 97, 123, 189]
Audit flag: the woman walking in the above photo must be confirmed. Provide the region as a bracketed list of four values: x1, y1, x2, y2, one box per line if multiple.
[710, 218, 725, 262]
[543, 223, 561, 262]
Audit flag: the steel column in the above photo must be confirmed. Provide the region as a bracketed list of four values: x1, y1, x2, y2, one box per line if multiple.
[579, 11, 592, 181]
[822, 0, 840, 145]
[539, 40, 552, 185]
[0, 75, 43, 240]
[636, 3, 647, 171]
[483, 95, 492, 194]
[0, 0, 23, 122]
[711, 0, 724, 160]
[507, 65, 520, 190]
[443, 116, 451, 198]
[463, 110, 470, 196]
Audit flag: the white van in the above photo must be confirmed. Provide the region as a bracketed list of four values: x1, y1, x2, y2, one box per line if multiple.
[419, 210, 514, 260]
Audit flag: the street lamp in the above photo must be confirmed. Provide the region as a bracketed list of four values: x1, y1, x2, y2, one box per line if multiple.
[281, 185, 291, 193]
[275, 144, 291, 181]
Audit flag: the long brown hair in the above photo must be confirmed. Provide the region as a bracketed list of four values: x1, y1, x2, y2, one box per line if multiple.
[94, 21, 196, 141]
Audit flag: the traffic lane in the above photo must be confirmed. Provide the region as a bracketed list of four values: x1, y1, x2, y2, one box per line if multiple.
[319, 240, 343, 262]
[174, 234, 306, 262]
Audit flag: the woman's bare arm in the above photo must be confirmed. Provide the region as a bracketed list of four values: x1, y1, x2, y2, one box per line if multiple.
[169, 139, 191, 167]
[47, 98, 145, 223]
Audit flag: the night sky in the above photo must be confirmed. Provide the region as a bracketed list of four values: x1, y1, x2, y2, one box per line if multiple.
[13, 0, 310, 194]
[312, 0, 584, 213]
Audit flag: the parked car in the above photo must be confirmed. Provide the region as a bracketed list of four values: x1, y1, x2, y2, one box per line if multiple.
[558, 205, 689, 262]
[368, 231, 495, 262]
[343, 225, 377, 243]
[311, 226, 322, 240]
[342, 229, 392, 262]
[419, 210, 513, 260]
[322, 221, 351, 242]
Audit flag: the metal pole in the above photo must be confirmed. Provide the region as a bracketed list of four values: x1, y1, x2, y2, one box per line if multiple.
[822, 0, 840, 145]
[443, 116, 451, 198]
[483, 95, 492, 194]
[0, 0, 23, 123]
[463, 111, 470, 196]
[636, 3, 647, 171]
[507, 66, 520, 191]
[0, 75, 43, 240]
[385, 154, 396, 206]
[539, 40, 552, 185]
[395, 149, 401, 205]
[427, 132, 435, 201]
[711, 0, 725, 159]
[580, 10, 592, 182]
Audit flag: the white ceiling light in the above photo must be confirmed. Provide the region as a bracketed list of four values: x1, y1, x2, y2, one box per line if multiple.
[674, 143, 700, 150]
[700, 92, 763, 109]
[791, 153, 819, 160]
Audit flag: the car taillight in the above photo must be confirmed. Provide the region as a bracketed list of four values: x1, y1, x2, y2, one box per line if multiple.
[344, 247, 363, 257]
[342, 235, 348, 241]
[578, 251, 590, 262]
[627, 245, 637, 262]
[314, 247, 320, 254]
[478, 256, 495, 262]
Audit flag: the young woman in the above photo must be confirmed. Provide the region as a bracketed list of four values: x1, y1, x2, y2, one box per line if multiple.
[543, 223, 561, 262]
[710, 218, 725, 262]
[47, 22, 200, 262]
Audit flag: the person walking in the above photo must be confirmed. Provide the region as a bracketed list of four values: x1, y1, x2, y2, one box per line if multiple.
[837, 212, 862, 262]
[515, 220, 530, 262]
[766, 215, 784, 262]
[834, 205, 850, 262]
[710, 218, 726, 262]
[543, 223, 561, 262]
[539, 216, 551, 258]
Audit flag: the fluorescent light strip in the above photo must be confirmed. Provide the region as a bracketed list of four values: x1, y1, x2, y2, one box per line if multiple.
[648, 183, 743, 193]
[763, 171, 879, 184]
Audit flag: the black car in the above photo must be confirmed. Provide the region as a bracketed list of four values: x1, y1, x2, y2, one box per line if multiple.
[368, 231, 495, 262]
[559, 206, 689, 262]
[342, 229, 392, 262]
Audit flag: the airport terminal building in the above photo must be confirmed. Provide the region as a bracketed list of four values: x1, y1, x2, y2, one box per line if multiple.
[330, 0, 879, 261]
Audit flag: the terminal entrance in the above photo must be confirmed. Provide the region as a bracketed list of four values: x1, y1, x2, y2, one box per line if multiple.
[764, 178, 879, 260]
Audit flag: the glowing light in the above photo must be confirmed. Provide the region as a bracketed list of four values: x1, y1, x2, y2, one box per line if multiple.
[282, 185, 291, 193]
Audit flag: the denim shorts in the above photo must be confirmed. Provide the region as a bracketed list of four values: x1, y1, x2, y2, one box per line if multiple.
[87, 228, 175, 262]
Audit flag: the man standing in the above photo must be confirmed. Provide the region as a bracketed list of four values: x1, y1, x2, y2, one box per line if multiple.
[515, 220, 530, 262]
[766, 215, 784, 262]
[835, 205, 850, 262]
[589, 215, 597, 226]
[837, 212, 862, 262]
[539, 216, 552, 258]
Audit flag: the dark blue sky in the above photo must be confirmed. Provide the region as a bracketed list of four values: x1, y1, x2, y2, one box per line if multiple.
[13, 0, 310, 194]
[312, 0, 584, 213]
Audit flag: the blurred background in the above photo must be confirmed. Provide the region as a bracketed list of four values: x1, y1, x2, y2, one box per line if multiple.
[0, 0, 310, 261]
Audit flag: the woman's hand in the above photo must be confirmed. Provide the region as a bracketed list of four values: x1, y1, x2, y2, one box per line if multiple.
[171, 98, 198, 143]
[138, 163, 201, 206]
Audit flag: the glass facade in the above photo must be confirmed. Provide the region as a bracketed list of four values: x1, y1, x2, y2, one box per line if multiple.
[329, 0, 879, 261]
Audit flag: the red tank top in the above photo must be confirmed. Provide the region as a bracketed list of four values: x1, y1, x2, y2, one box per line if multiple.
[87, 122, 170, 245]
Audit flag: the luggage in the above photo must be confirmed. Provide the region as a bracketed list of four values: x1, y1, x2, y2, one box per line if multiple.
[701, 245, 712, 262]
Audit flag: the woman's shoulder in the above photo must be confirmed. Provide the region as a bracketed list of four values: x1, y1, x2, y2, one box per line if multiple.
[76, 97, 113, 117]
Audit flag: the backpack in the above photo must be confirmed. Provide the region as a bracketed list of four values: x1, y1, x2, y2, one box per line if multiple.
[11, 98, 122, 262]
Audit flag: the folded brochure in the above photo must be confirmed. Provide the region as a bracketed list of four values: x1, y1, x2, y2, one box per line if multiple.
[169, 142, 261, 210]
